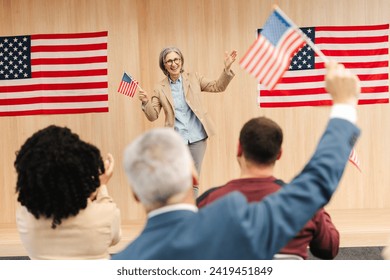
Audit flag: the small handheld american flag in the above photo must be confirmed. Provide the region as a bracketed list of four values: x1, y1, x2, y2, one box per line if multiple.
[240, 8, 306, 90]
[349, 148, 361, 172]
[117, 72, 139, 98]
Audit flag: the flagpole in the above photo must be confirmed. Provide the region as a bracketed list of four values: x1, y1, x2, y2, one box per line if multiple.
[136, 83, 144, 92]
[128, 73, 143, 91]
[273, 5, 329, 64]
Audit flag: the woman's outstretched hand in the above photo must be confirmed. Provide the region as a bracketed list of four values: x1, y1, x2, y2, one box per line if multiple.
[224, 50, 238, 71]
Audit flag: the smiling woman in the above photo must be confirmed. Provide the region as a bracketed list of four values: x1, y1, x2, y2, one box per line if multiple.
[137, 46, 237, 197]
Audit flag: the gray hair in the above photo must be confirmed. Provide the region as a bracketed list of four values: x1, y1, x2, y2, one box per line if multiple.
[159, 46, 185, 76]
[123, 128, 193, 208]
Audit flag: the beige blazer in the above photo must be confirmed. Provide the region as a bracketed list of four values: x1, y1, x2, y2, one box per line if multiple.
[16, 185, 121, 260]
[383, 245, 390, 259]
[142, 69, 234, 137]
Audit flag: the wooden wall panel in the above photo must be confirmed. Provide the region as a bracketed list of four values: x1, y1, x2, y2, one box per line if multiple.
[0, 0, 146, 225]
[1, 0, 390, 253]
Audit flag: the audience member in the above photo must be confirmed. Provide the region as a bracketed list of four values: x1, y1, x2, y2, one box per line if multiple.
[382, 244, 390, 259]
[138, 46, 237, 197]
[15, 125, 121, 260]
[112, 61, 360, 260]
[197, 116, 339, 260]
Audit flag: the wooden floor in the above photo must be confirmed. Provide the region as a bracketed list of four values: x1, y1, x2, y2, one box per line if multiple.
[327, 208, 390, 248]
[1, 209, 390, 257]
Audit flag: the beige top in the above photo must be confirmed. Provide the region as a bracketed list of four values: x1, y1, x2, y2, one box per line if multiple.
[16, 185, 121, 260]
[382, 244, 390, 260]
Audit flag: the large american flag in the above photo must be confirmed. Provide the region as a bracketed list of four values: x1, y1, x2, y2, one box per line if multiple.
[258, 24, 389, 107]
[0, 31, 108, 116]
[240, 10, 305, 90]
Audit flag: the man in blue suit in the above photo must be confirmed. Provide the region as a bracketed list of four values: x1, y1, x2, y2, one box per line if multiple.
[112, 61, 361, 260]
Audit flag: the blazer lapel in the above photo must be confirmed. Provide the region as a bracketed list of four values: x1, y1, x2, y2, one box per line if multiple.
[182, 72, 191, 98]
[160, 78, 174, 107]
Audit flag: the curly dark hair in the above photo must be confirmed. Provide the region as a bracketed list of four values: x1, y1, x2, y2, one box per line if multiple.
[14, 125, 105, 229]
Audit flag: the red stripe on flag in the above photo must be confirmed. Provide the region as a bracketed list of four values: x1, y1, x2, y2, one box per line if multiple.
[316, 36, 388, 44]
[261, 87, 326, 96]
[0, 82, 108, 93]
[31, 56, 107, 65]
[358, 99, 389, 105]
[31, 31, 108, 40]
[322, 48, 388, 56]
[31, 43, 107, 52]
[31, 69, 107, 78]
[0, 94, 108, 105]
[260, 100, 333, 107]
[0, 107, 109, 117]
[316, 24, 389, 31]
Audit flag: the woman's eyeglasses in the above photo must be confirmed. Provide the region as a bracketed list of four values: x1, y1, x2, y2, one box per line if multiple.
[164, 58, 181, 66]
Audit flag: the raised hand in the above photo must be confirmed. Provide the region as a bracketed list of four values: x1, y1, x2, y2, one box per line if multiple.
[224, 50, 238, 71]
[99, 153, 114, 186]
[325, 60, 360, 106]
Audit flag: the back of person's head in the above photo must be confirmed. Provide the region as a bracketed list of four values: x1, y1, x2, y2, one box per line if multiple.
[14, 125, 105, 229]
[123, 128, 192, 209]
[239, 116, 283, 165]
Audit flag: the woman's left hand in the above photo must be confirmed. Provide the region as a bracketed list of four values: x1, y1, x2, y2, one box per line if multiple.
[224, 50, 238, 71]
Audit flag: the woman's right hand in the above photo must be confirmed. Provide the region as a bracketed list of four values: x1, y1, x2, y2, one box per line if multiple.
[100, 153, 114, 186]
[139, 90, 149, 103]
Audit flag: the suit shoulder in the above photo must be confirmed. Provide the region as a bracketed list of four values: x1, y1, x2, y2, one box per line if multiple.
[196, 185, 223, 206]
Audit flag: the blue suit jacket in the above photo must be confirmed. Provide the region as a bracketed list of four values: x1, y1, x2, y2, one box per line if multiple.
[113, 118, 360, 260]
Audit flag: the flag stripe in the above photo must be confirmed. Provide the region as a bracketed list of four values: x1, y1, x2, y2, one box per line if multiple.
[31, 56, 107, 65]
[0, 94, 108, 105]
[322, 48, 388, 56]
[316, 24, 388, 32]
[258, 92, 389, 103]
[0, 101, 108, 112]
[31, 69, 108, 78]
[0, 108, 108, 117]
[259, 98, 389, 108]
[0, 82, 107, 93]
[32, 50, 107, 59]
[31, 31, 108, 40]
[260, 79, 388, 94]
[0, 89, 107, 99]
[0, 75, 107, 86]
[31, 43, 107, 52]
[31, 62, 107, 71]
[278, 73, 388, 84]
[316, 35, 388, 44]
[259, 24, 389, 107]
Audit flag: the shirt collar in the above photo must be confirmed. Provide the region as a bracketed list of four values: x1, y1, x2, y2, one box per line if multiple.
[148, 203, 198, 218]
[169, 75, 182, 84]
